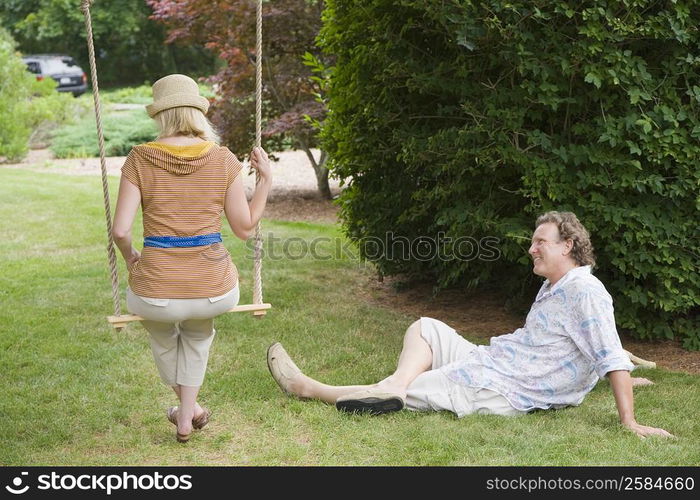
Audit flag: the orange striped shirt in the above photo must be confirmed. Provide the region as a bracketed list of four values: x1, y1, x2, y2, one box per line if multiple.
[121, 142, 243, 298]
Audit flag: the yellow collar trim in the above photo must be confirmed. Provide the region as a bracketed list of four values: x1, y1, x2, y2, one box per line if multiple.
[143, 141, 215, 158]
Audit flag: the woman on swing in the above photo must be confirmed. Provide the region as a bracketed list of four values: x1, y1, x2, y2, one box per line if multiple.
[112, 74, 272, 442]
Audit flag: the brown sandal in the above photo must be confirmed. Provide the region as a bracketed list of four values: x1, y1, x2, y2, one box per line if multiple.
[176, 431, 191, 443]
[193, 408, 211, 429]
[167, 406, 212, 430]
[167, 406, 178, 426]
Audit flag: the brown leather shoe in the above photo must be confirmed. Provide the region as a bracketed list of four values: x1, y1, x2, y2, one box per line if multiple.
[267, 342, 302, 396]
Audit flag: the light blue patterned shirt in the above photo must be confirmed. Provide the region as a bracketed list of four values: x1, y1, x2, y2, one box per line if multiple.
[445, 266, 634, 411]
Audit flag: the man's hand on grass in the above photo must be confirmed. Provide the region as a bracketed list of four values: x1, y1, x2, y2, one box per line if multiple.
[624, 421, 675, 439]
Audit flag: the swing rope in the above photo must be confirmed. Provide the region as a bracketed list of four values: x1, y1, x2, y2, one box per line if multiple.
[81, 0, 121, 320]
[80, 0, 270, 329]
[252, 0, 264, 312]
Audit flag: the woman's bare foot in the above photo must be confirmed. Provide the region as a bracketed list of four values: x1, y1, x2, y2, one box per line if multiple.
[193, 403, 206, 420]
[176, 408, 194, 437]
[168, 404, 209, 428]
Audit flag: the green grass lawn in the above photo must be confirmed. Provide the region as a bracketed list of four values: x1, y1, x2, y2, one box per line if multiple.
[0, 167, 698, 466]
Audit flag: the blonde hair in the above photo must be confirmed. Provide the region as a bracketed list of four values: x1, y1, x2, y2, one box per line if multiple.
[535, 211, 596, 267]
[153, 106, 220, 143]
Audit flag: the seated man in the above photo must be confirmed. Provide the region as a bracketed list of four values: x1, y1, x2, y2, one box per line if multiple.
[267, 211, 673, 438]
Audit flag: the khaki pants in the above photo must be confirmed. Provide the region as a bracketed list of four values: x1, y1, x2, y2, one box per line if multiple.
[405, 317, 525, 417]
[126, 286, 239, 386]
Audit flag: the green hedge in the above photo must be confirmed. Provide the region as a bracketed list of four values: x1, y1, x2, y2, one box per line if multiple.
[320, 0, 700, 348]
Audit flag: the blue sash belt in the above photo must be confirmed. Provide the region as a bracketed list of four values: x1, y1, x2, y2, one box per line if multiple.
[143, 232, 222, 248]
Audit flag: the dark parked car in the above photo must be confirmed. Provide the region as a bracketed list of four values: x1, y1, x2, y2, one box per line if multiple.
[22, 54, 88, 97]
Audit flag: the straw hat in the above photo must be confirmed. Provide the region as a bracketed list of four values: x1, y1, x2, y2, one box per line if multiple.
[146, 74, 209, 118]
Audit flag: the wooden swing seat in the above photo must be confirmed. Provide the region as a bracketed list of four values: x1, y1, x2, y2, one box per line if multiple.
[107, 303, 271, 328]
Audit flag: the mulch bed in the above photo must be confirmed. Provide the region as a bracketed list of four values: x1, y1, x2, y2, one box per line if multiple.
[264, 190, 339, 223]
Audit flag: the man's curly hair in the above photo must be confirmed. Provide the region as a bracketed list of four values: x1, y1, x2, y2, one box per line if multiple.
[535, 211, 596, 267]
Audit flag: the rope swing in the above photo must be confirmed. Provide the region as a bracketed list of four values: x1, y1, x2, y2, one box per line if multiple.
[80, 0, 270, 329]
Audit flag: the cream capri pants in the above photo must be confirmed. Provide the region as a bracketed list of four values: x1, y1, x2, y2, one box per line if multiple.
[405, 317, 525, 418]
[126, 285, 239, 387]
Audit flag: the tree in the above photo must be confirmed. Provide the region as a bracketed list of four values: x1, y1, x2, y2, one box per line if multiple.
[147, 0, 332, 198]
[320, 0, 700, 348]
[0, 0, 215, 85]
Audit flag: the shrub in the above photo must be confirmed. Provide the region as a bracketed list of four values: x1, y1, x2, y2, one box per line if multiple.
[99, 85, 154, 105]
[320, 0, 700, 348]
[0, 27, 34, 161]
[50, 108, 157, 158]
[0, 28, 83, 160]
[26, 78, 88, 149]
